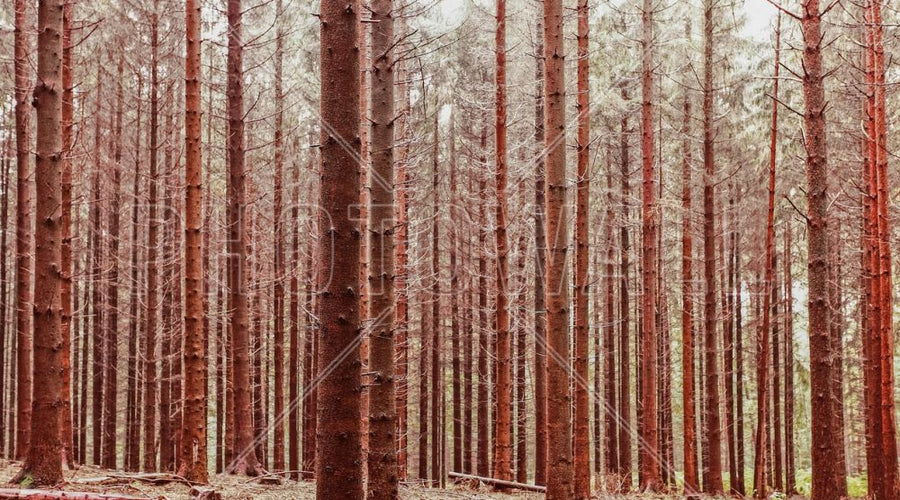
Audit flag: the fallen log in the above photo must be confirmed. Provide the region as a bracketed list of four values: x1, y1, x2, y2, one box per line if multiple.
[0, 488, 149, 500]
[71, 473, 192, 486]
[447, 472, 546, 493]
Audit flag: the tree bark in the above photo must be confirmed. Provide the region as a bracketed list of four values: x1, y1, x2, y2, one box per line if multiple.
[15, 0, 65, 483]
[102, 54, 124, 470]
[226, 0, 262, 476]
[177, 0, 207, 481]
[573, 0, 590, 494]
[394, 40, 411, 480]
[59, 1, 74, 465]
[13, 0, 33, 464]
[639, 0, 660, 489]
[365, 0, 397, 492]
[701, 0, 723, 492]
[89, 73, 104, 467]
[476, 123, 489, 479]
[124, 71, 142, 472]
[802, 0, 847, 496]
[315, 0, 363, 494]
[532, 17, 548, 487]
[143, 0, 161, 471]
[680, 26, 698, 489]
[493, 0, 512, 482]
[617, 89, 632, 492]
[543, 0, 573, 493]
[754, 15, 780, 498]
[271, 0, 286, 474]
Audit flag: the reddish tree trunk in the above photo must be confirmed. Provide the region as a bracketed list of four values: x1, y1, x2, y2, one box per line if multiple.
[573, 0, 590, 494]
[870, 0, 899, 495]
[603, 169, 618, 482]
[754, 15, 780, 498]
[638, 0, 660, 489]
[532, 18, 548, 486]
[493, 0, 512, 481]
[680, 29, 698, 490]
[772, 250, 783, 491]
[394, 45, 411, 480]
[802, 0, 847, 496]
[101, 54, 124, 470]
[734, 232, 745, 496]
[143, 0, 161, 471]
[13, 0, 33, 463]
[226, 0, 262, 476]
[125, 76, 144, 473]
[543, 0, 573, 492]
[450, 120, 461, 477]
[783, 223, 795, 494]
[15, 0, 64, 483]
[617, 90, 633, 492]
[430, 116, 443, 487]
[515, 225, 527, 484]
[476, 123, 489, 479]
[365, 0, 398, 491]
[89, 75, 104, 467]
[701, 0, 723, 492]
[288, 148, 300, 480]
[315, 0, 363, 493]
[271, 0, 286, 473]
[59, 1, 74, 465]
[177, 0, 207, 481]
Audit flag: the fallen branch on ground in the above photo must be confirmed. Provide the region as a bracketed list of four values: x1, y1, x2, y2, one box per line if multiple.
[447, 472, 546, 492]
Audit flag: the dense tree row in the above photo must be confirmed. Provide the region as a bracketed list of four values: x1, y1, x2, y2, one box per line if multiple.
[0, 0, 898, 498]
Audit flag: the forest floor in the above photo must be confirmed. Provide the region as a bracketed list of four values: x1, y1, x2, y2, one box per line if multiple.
[0, 460, 544, 499]
[0, 460, 819, 499]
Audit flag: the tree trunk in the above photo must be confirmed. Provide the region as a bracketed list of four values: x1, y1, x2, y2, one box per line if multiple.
[102, 54, 124, 470]
[271, 0, 286, 473]
[15, 0, 64, 483]
[493, 0, 512, 482]
[573, 0, 590, 494]
[543, 0, 573, 493]
[783, 222, 795, 494]
[532, 17, 548, 487]
[366, 0, 397, 492]
[802, 0, 847, 496]
[476, 123, 489, 479]
[603, 169, 618, 483]
[449, 120, 462, 477]
[639, 0, 660, 489]
[13, 0, 33, 464]
[734, 232, 745, 496]
[430, 115, 443, 488]
[177, 0, 207, 481]
[89, 75, 104, 467]
[754, 15, 780, 498]
[617, 90, 632, 492]
[226, 0, 262, 476]
[394, 40, 411, 480]
[143, 0, 161, 471]
[59, 1, 74, 465]
[288, 144, 301, 480]
[125, 75, 144, 473]
[680, 27, 698, 489]
[315, 0, 363, 494]
[515, 224, 527, 484]
[701, 0, 723, 492]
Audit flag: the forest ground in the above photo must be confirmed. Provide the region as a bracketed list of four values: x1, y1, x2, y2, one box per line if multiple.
[0, 460, 544, 499]
[0, 460, 821, 499]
